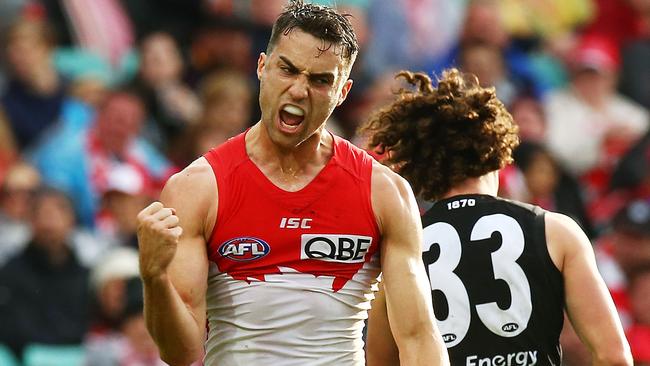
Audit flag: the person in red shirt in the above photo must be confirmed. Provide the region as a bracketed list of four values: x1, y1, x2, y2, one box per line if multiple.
[135, 1, 448, 365]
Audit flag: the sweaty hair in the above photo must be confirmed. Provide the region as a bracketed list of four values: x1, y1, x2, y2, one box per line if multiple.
[267, 0, 358, 62]
[361, 68, 519, 201]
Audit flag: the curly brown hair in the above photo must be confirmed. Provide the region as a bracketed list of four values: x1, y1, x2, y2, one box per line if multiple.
[360, 68, 519, 201]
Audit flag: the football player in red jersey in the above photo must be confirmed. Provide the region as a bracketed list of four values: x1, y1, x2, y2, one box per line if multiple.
[136, 1, 448, 365]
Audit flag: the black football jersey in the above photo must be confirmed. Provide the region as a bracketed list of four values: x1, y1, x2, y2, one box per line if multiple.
[421, 194, 564, 366]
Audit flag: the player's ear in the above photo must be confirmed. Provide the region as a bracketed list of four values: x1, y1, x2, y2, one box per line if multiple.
[256, 53, 267, 80]
[337, 79, 353, 106]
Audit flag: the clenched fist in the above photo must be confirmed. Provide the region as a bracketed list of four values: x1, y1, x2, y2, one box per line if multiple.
[137, 201, 183, 280]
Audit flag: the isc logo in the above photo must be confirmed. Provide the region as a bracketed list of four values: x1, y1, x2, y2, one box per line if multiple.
[219, 237, 270, 261]
[280, 217, 312, 229]
[300, 234, 372, 263]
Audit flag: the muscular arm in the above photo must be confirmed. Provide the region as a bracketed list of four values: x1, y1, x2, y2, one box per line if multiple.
[546, 213, 632, 366]
[137, 158, 216, 365]
[368, 164, 449, 366]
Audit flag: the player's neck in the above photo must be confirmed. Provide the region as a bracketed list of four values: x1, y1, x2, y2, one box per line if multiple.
[442, 172, 499, 199]
[250, 123, 332, 165]
[246, 123, 334, 191]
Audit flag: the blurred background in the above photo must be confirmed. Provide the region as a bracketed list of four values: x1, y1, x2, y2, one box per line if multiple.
[0, 0, 648, 365]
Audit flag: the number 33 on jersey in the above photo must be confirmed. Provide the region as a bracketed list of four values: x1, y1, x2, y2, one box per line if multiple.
[421, 195, 564, 365]
[424, 214, 531, 346]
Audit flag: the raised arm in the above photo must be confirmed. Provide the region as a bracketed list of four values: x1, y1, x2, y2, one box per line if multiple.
[369, 164, 449, 366]
[137, 158, 216, 365]
[546, 212, 632, 366]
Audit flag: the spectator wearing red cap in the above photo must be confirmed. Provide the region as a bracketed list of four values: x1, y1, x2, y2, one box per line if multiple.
[543, 36, 648, 200]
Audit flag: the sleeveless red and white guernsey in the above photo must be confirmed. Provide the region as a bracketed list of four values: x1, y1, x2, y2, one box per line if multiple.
[202, 131, 381, 366]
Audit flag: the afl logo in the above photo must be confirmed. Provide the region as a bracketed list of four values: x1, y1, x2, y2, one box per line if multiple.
[442, 334, 457, 343]
[502, 323, 519, 332]
[219, 237, 270, 261]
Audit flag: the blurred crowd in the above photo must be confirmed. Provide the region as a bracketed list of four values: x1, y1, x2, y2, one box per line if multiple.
[0, 0, 648, 365]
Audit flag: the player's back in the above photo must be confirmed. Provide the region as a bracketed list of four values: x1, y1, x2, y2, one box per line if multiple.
[421, 194, 564, 366]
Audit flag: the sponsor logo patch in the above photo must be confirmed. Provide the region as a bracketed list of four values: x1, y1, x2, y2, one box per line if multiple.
[300, 234, 372, 263]
[219, 237, 270, 261]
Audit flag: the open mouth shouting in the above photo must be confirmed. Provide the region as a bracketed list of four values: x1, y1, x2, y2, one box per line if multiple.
[278, 104, 305, 133]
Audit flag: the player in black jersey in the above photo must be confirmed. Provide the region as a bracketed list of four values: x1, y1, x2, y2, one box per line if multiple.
[362, 69, 632, 366]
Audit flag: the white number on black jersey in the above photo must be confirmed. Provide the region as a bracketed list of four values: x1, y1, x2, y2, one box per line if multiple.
[423, 214, 532, 347]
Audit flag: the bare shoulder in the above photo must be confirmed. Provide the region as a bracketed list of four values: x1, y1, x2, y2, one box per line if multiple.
[544, 211, 593, 270]
[160, 157, 217, 235]
[162, 158, 215, 198]
[370, 161, 418, 233]
[371, 161, 413, 202]
[545, 212, 590, 244]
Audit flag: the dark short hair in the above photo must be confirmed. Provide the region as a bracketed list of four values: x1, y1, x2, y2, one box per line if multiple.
[99, 88, 145, 112]
[267, 0, 358, 62]
[31, 186, 75, 218]
[361, 68, 519, 201]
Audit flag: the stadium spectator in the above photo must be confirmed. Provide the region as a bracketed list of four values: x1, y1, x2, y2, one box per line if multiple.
[346, 69, 402, 146]
[0, 0, 28, 91]
[596, 199, 650, 330]
[95, 164, 151, 249]
[129, 32, 201, 151]
[0, 161, 41, 266]
[0, 187, 90, 360]
[544, 35, 649, 183]
[86, 275, 167, 366]
[170, 69, 253, 167]
[84, 248, 169, 365]
[0, 18, 68, 152]
[429, 0, 549, 97]
[86, 247, 140, 337]
[459, 41, 520, 106]
[509, 96, 547, 143]
[53, 48, 115, 108]
[364, 0, 465, 79]
[30, 89, 173, 228]
[513, 141, 595, 238]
